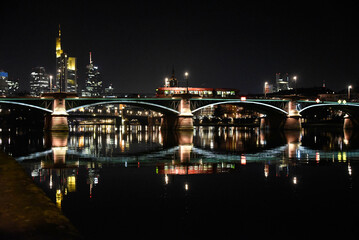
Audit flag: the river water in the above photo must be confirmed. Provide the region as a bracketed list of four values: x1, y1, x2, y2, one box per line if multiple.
[1, 126, 359, 239]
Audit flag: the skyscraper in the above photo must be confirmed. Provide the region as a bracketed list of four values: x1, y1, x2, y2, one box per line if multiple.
[67, 57, 77, 93]
[55, 26, 77, 93]
[30, 67, 50, 96]
[82, 52, 102, 97]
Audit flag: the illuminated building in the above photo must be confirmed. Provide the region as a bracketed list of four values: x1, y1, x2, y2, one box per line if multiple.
[275, 72, 290, 92]
[82, 52, 102, 97]
[0, 70, 19, 96]
[30, 67, 50, 96]
[55, 26, 77, 93]
[0, 71, 9, 95]
[104, 84, 114, 96]
[67, 57, 77, 93]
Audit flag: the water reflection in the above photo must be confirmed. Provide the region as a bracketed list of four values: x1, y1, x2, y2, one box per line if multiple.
[1, 126, 358, 238]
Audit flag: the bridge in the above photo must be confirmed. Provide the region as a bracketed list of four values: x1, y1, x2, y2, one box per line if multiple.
[1, 92, 359, 131]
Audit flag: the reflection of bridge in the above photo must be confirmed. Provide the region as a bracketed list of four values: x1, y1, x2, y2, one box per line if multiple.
[1, 92, 359, 130]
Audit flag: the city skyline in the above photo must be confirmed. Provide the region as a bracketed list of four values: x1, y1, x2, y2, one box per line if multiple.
[1, 1, 358, 94]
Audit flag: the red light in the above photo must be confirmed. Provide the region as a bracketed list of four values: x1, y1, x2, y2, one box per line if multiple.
[241, 155, 246, 165]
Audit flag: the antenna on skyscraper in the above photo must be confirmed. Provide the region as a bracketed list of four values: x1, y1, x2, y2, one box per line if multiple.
[89, 52, 92, 64]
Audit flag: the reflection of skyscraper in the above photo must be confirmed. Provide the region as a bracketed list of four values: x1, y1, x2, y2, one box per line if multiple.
[55, 26, 77, 93]
[82, 52, 102, 96]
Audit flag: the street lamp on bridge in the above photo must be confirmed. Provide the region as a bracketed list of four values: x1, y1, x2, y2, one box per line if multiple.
[264, 82, 268, 99]
[348, 85, 352, 100]
[185, 72, 189, 93]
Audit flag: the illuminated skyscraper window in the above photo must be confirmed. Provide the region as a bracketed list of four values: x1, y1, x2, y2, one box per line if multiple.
[30, 67, 50, 96]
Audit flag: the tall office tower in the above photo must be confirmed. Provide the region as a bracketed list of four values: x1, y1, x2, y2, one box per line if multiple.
[55, 26, 64, 92]
[67, 57, 77, 93]
[30, 67, 50, 96]
[275, 73, 289, 92]
[55, 26, 77, 93]
[82, 52, 102, 97]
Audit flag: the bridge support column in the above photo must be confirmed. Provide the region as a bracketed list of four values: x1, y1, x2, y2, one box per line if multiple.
[260, 115, 268, 130]
[284, 101, 302, 130]
[44, 93, 69, 131]
[161, 98, 193, 130]
[176, 98, 193, 130]
[343, 114, 358, 129]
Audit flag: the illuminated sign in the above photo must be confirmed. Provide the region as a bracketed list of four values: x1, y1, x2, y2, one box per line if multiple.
[0, 72, 8, 78]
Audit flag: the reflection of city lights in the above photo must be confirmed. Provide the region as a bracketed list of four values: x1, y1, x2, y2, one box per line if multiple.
[185, 183, 189, 191]
[316, 152, 320, 162]
[293, 177, 297, 185]
[264, 164, 269, 178]
[348, 164, 352, 176]
[56, 189, 62, 208]
[67, 176, 76, 192]
[165, 174, 169, 184]
[49, 174, 53, 189]
[241, 155, 246, 165]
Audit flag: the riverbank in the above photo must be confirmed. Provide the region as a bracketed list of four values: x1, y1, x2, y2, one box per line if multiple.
[0, 151, 81, 239]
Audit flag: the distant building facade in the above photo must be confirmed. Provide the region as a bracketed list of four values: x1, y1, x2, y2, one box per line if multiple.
[0, 71, 8, 95]
[104, 84, 114, 96]
[82, 52, 102, 97]
[0, 70, 19, 96]
[165, 68, 178, 87]
[30, 67, 50, 96]
[275, 73, 290, 92]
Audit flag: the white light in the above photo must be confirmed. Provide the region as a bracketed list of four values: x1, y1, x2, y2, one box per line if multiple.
[293, 177, 298, 185]
[165, 174, 169, 184]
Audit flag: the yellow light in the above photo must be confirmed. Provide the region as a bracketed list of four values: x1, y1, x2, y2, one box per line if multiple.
[67, 57, 76, 70]
[67, 176, 76, 192]
[338, 99, 342, 104]
[56, 189, 62, 208]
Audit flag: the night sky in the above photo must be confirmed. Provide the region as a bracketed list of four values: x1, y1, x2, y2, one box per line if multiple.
[1, 0, 358, 94]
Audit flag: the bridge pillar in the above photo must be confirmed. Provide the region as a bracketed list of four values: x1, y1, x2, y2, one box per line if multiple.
[176, 98, 194, 130]
[284, 101, 302, 130]
[260, 115, 268, 130]
[161, 97, 193, 130]
[343, 114, 357, 129]
[44, 93, 69, 131]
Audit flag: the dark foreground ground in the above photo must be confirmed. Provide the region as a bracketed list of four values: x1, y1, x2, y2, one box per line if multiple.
[0, 151, 82, 240]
